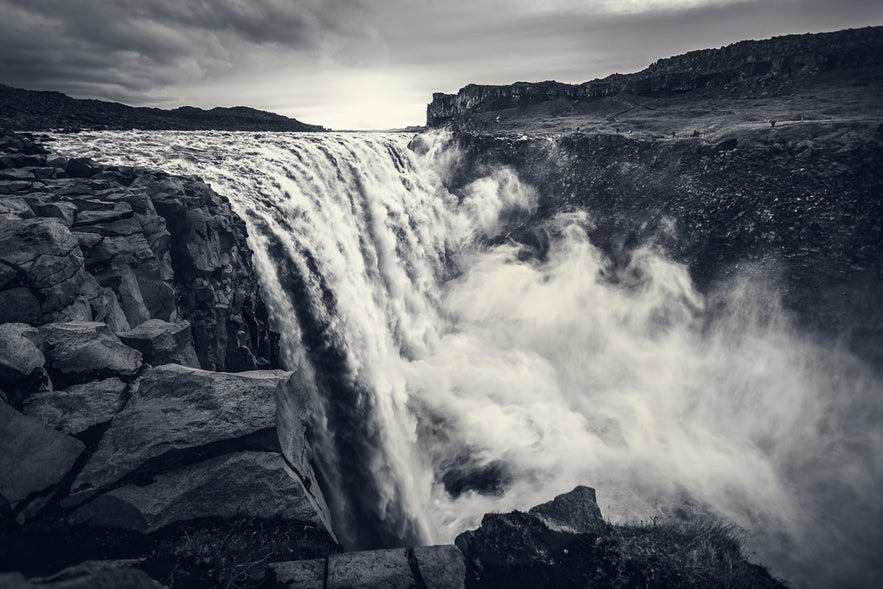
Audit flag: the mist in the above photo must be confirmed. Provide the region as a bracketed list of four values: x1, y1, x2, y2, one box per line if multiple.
[51, 129, 883, 587]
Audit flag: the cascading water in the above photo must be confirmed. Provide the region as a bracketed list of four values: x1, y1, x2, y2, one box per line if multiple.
[52, 130, 883, 587]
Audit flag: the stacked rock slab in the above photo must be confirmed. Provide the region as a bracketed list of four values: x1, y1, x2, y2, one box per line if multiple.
[0, 131, 278, 372]
[0, 131, 333, 586]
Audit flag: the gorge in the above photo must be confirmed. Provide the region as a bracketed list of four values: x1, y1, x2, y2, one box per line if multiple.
[1, 25, 882, 589]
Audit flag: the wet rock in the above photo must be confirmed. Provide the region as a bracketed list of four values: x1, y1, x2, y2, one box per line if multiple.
[22, 377, 127, 435]
[117, 319, 199, 368]
[0, 401, 84, 512]
[70, 364, 290, 496]
[39, 322, 142, 386]
[70, 451, 325, 533]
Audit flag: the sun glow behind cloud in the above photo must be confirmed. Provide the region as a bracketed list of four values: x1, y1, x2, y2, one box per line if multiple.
[0, 0, 881, 128]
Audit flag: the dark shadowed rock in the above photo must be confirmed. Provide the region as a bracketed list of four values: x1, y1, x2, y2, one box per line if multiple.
[69, 451, 325, 533]
[22, 377, 127, 435]
[275, 372, 334, 534]
[528, 485, 605, 534]
[39, 322, 142, 386]
[117, 320, 199, 367]
[413, 545, 466, 589]
[326, 549, 413, 589]
[0, 401, 84, 512]
[70, 364, 290, 496]
[0, 323, 47, 402]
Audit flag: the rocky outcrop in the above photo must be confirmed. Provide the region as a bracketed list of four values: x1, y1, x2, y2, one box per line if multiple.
[455, 487, 785, 589]
[0, 84, 325, 132]
[69, 364, 292, 497]
[427, 26, 883, 126]
[0, 130, 334, 588]
[69, 451, 325, 534]
[0, 130, 279, 372]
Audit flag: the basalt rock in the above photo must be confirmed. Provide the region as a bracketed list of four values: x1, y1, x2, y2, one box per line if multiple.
[39, 321, 142, 387]
[69, 451, 326, 534]
[0, 401, 84, 515]
[427, 27, 883, 126]
[69, 364, 288, 498]
[22, 377, 128, 435]
[0, 323, 48, 405]
[0, 130, 280, 371]
[117, 319, 199, 368]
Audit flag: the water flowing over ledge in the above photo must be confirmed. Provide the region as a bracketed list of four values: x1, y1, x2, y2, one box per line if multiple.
[50, 130, 883, 586]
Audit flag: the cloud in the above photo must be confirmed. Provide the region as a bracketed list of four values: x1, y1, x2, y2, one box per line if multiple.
[0, 0, 881, 127]
[0, 0, 371, 101]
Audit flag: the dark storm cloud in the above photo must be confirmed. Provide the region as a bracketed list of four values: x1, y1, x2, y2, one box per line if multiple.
[0, 0, 370, 100]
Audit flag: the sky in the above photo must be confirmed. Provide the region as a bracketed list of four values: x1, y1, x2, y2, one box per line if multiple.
[0, 0, 881, 130]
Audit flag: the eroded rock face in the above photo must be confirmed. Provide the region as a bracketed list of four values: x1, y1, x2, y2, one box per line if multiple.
[70, 451, 326, 533]
[70, 364, 289, 497]
[0, 217, 93, 325]
[0, 401, 84, 513]
[0, 130, 280, 371]
[117, 319, 199, 368]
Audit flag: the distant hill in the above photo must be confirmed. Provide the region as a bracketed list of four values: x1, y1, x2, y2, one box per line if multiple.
[0, 84, 325, 132]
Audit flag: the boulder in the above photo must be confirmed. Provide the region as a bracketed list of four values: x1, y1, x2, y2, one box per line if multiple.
[70, 451, 326, 533]
[0, 217, 91, 324]
[117, 320, 199, 368]
[0, 401, 84, 512]
[70, 365, 290, 496]
[39, 322, 142, 386]
[23, 377, 127, 435]
[528, 485, 606, 534]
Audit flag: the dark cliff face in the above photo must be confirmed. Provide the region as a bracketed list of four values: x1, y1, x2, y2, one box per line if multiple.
[0, 85, 325, 132]
[427, 26, 883, 126]
[0, 130, 280, 371]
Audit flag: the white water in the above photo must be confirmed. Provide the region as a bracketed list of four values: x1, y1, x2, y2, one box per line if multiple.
[52, 130, 883, 587]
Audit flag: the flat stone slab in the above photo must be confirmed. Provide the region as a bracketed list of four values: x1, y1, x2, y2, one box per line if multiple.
[70, 451, 326, 533]
[40, 321, 142, 385]
[71, 364, 291, 496]
[327, 549, 414, 589]
[23, 377, 127, 435]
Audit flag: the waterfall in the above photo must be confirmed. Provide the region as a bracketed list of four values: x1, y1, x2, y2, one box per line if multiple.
[52, 130, 883, 587]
